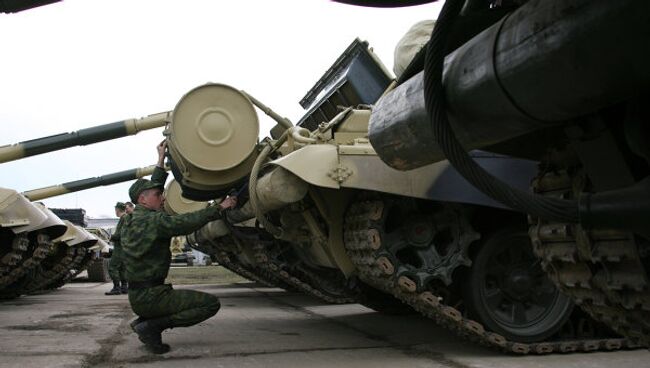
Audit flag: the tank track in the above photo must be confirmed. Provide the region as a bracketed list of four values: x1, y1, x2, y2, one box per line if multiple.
[211, 249, 283, 288]
[189, 236, 287, 288]
[0, 233, 29, 284]
[0, 233, 51, 290]
[530, 168, 650, 346]
[249, 240, 358, 304]
[23, 245, 81, 293]
[196, 226, 357, 304]
[57, 249, 93, 286]
[344, 199, 632, 354]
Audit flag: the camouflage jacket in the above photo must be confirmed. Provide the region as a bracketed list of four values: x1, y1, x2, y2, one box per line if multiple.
[111, 166, 166, 250]
[150, 165, 167, 185]
[109, 216, 125, 249]
[121, 205, 223, 283]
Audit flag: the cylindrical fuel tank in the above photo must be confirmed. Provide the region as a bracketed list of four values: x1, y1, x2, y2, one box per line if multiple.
[369, 0, 650, 170]
[163, 179, 208, 215]
[167, 83, 259, 200]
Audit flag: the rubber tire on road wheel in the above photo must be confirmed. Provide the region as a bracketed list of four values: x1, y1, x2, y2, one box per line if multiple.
[464, 226, 574, 343]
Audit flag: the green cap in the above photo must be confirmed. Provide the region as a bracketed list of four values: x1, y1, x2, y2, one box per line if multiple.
[129, 179, 164, 203]
[115, 202, 126, 210]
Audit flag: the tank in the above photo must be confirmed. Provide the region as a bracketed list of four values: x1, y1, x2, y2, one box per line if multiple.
[0, 164, 170, 298]
[0, 112, 173, 295]
[84, 227, 112, 283]
[166, 38, 628, 354]
[17, 219, 101, 294]
[364, 0, 650, 347]
[0, 189, 70, 298]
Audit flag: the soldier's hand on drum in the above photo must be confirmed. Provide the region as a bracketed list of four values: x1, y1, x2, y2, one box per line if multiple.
[156, 140, 167, 167]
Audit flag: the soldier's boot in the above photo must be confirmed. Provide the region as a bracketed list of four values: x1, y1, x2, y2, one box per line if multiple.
[129, 316, 147, 333]
[133, 317, 172, 354]
[104, 281, 121, 295]
[120, 281, 129, 294]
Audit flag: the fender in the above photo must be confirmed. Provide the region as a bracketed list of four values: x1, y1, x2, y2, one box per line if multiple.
[271, 144, 537, 211]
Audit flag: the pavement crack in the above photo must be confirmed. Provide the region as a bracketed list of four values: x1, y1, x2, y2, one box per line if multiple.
[79, 304, 132, 368]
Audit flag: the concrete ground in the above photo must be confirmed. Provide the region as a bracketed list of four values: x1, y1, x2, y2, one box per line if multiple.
[0, 282, 648, 368]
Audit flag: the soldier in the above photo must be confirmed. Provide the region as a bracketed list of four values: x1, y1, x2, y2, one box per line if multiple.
[125, 201, 135, 214]
[122, 140, 237, 354]
[105, 201, 129, 295]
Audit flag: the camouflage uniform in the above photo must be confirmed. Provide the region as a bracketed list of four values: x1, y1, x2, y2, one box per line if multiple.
[107, 216, 127, 286]
[122, 167, 222, 329]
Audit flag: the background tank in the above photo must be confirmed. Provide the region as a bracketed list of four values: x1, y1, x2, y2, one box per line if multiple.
[364, 0, 650, 347]
[0, 190, 75, 299]
[0, 108, 174, 293]
[0, 164, 171, 298]
[168, 38, 628, 353]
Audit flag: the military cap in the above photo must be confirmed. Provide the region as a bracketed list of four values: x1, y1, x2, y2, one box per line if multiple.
[129, 179, 164, 203]
[115, 202, 126, 210]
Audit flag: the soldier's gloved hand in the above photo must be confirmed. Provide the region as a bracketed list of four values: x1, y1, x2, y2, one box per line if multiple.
[219, 196, 237, 210]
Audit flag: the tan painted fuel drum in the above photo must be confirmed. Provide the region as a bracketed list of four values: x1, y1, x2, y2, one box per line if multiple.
[163, 179, 209, 215]
[168, 83, 259, 193]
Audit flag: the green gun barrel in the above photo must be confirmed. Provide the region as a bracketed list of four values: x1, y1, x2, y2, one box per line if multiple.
[0, 112, 170, 164]
[21, 165, 166, 201]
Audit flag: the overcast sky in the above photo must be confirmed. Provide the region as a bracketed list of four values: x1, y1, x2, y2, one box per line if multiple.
[0, 0, 442, 218]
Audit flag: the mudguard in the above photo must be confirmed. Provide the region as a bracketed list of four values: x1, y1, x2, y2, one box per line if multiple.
[272, 144, 537, 211]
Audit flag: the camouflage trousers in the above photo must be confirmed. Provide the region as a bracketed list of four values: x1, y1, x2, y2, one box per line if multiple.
[128, 284, 221, 327]
[108, 247, 127, 282]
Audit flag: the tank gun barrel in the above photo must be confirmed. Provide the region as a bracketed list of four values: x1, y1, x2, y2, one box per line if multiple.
[22, 165, 166, 201]
[0, 111, 171, 164]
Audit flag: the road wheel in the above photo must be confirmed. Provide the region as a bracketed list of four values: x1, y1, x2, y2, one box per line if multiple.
[464, 226, 574, 343]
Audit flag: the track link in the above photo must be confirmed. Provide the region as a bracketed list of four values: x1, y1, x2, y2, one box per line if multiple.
[531, 168, 650, 346]
[22, 245, 83, 293]
[189, 236, 287, 288]
[250, 241, 358, 304]
[0, 233, 51, 290]
[192, 228, 357, 304]
[345, 199, 633, 354]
